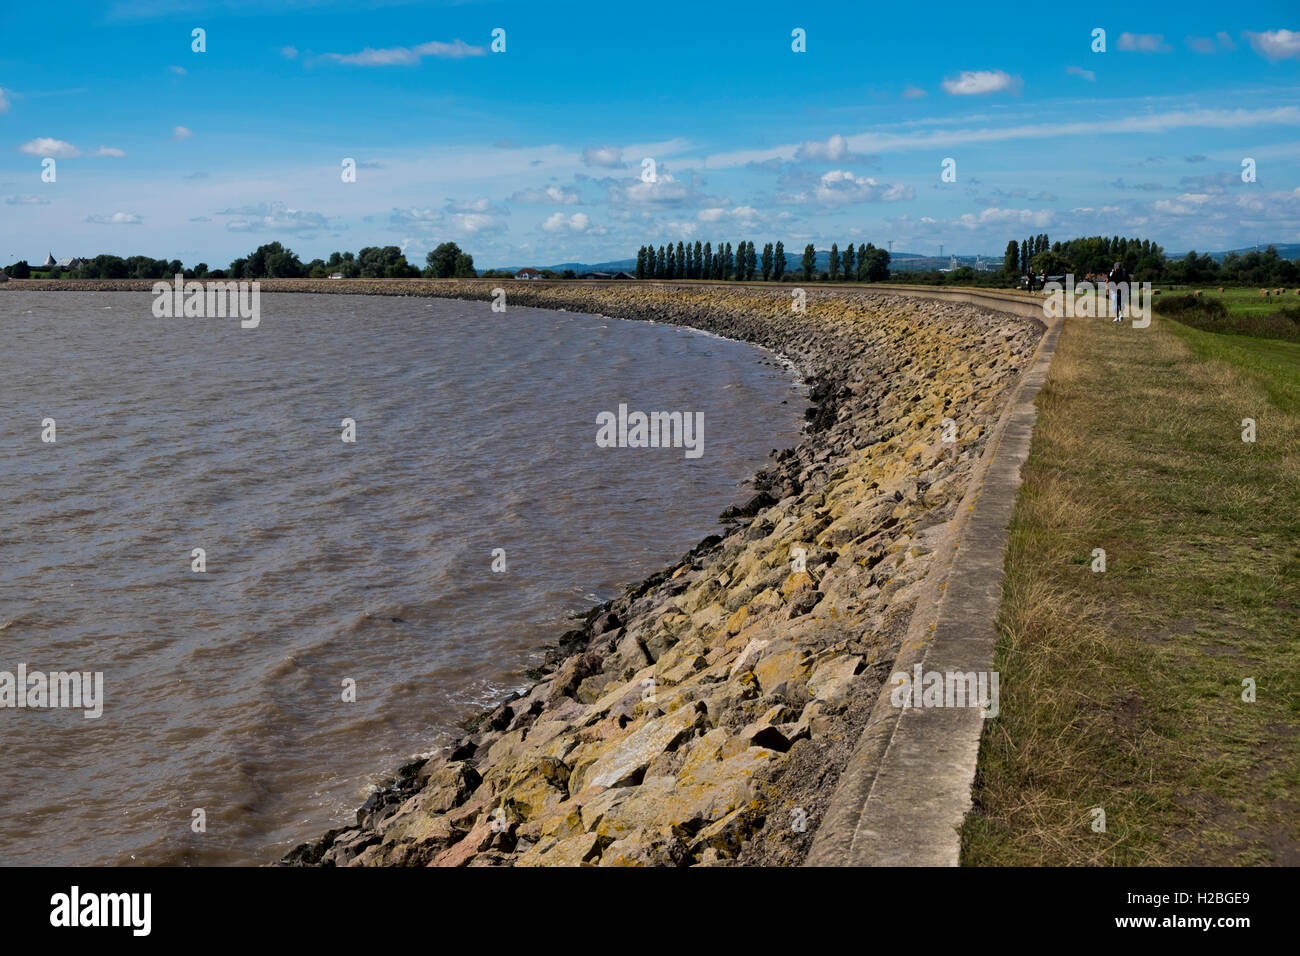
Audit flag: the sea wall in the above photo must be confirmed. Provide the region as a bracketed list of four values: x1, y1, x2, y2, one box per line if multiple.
[13, 279, 1045, 865]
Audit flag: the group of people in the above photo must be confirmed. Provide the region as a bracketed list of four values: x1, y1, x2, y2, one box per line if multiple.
[1025, 261, 1133, 322]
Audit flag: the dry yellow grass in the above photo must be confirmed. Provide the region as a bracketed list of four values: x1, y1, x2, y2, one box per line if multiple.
[962, 312, 1300, 866]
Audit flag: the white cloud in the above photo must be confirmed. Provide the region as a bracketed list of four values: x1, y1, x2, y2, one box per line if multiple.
[1245, 29, 1300, 60]
[19, 137, 80, 158]
[321, 39, 485, 66]
[807, 169, 913, 206]
[1186, 36, 1216, 55]
[0, 87, 9, 113]
[447, 212, 500, 233]
[169, 64, 186, 75]
[1065, 65, 1096, 81]
[218, 201, 329, 234]
[794, 133, 861, 162]
[697, 205, 761, 226]
[941, 70, 1021, 95]
[391, 207, 441, 228]
[1117, 33, 1170, 53]
[445, 197, 495, 214]
[618, 172, 691, 204]
[172, 126, 193, 141]
[703, 106, 1300, 168]
[511, 185, 580, 205]
[5, 194, 50, 205]
[390, 200, 506, 235]
[280, 46, 298, 59]
[954, 207, 1053, 229]
[89, 146, 126, 157]
[541, 211, 591, 233]
[582, 144, 623, 168]
[86, 212, 142, 225]
[901, 85, 927, 99]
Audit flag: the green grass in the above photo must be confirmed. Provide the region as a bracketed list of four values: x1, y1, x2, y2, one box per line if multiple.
[1156, 284, 1300, 318]
[1169, 323, 1300, 413]
[961, 312, 1300, 866]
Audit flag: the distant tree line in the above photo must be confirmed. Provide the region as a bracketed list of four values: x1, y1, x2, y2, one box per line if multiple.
[4, 255, 187, 280]
[227, 241, 474, 279]
[13, 233, 1296, 289]
[633, 239, 889, 282]
[4, 241, 477, 281]
[999, 234, 1300, 286]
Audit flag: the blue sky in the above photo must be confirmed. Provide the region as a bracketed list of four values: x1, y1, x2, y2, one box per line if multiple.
[2, 0, 1299, 268]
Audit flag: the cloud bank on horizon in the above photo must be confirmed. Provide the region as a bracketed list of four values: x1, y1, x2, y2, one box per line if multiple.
[2, 0, 1299, 268]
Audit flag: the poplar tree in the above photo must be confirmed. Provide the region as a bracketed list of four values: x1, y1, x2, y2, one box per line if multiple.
[842, 242, 855, 280]
[676, 241, 686, 280]
[829, 243, 840, 281]
[702, 242, 712, 280]
[761, 242, 774, 280]
[635, 246, 646, 279]
[802, 243, 816, 281]
[1002, 240, 1019, 276]
[773, 241, 786, 280]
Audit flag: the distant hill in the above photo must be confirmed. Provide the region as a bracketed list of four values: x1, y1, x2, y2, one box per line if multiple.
[487, 258, 636, 274]
[1186, 243, 1300, 261]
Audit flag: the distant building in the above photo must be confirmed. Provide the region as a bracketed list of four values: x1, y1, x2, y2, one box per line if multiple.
[579, 271, 612, 279]
[329, 273, 344, 280]
[514, 267, 542, 280]
[611, 271, 635, 280]
[41, 253, 89, 271]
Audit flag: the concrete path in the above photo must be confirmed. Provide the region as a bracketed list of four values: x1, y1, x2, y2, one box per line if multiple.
[807, 290, 1061, 867]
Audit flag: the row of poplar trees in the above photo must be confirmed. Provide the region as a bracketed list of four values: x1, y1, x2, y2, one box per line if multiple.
[634, 240, 890, 281]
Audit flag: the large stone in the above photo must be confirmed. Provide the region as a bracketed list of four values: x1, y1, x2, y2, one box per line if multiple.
[667, 747, 778, 826]
[599, 827, 688, 867]
[499, 757, 571, 818]
[571, 704, 703, 792]
[514, 831, 603, 867]
[753, 645, 811, 695]
[806, 655, 863, 706]
[415, 761, 481, 815]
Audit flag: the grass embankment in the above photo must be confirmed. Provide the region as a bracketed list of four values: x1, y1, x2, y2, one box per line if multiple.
[961, 311, 1300, 865]
[1156, 292, 1300, 343]
[1157, 285, 1300, 318]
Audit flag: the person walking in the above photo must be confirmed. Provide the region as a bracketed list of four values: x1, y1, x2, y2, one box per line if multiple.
[1107, 261, 1130, 322]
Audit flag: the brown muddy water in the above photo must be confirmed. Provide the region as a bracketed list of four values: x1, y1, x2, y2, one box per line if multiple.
[0, 291, 804, 865]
